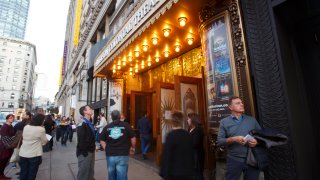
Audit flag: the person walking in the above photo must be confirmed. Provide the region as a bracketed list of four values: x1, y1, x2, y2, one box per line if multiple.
[19, 113, 48, 180]
[217, 96, 261, 180]
[100, 110, 136, 180]
[187, 112, 205, 180]
[43, 115, 55, 151]
[95, 113, 107, 150]
[60, 117, 69, 146]
[137, 113, 151, 159]
[160, 111, 194, 180]
[0, 114, 15, 179]
[68, 118, 75, 142]
[76, 105, 96, 180]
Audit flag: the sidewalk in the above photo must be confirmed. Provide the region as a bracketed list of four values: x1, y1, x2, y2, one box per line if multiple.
[5, 137, 162, 180]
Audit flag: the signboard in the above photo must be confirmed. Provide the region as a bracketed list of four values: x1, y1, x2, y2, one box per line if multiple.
[94, 0, 165, 70]
[201, 12, 237, 128]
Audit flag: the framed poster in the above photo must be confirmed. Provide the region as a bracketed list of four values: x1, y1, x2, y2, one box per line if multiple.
[200, 11, 238, 128]
[107, 79, 124, 122]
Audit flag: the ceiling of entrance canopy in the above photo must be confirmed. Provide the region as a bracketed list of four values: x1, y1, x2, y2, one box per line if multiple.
[98, 0, 208, 77]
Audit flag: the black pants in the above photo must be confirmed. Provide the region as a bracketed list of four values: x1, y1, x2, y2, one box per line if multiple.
[56, 128, 61, 141]
[61, 129, 68, 145]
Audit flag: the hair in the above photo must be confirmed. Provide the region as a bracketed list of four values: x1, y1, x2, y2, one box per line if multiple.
[171, 111, 185, 127]
[6, 114, 14, 120]
[45, 114, 54, 124]
[30, 113, 45, 126]
[99, 113, 104, 117]
[228, 96, 240, 106]
[79, 105, 92, 116]
[187, 112, 201, 127]
[111, 110, 121, 121]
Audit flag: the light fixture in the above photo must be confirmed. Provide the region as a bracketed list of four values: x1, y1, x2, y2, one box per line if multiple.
[164, 50, 170, 58]
[141, 60, 145, 69]
[151, 35, 158, 45]
[175, 43, 181, 52]
[142, 44, 148, 52]
[163, 28, 171, 37]
[113, 65, 116, 73]
[155, 56, 160, 62]
[129, 67, 133, 75]
[147, 56, 152, 66]
[117, 60, 121, 69]
[128, 52, 132, 62]
[187, 36, 194, 45]
[122, 57, 126, 66]
[135, 68, 138, 73]
[178, 17, 187, 27]
[134, 50, 140, 57]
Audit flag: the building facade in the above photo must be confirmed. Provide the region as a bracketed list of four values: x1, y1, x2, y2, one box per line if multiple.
[0, 0, 30, 39]
[0, 37, 37, 120]
[57, 0, 319, 179]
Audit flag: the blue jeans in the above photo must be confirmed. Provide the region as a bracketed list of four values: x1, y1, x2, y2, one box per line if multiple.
[106, 156, 129, 180]
[19, 156, 42, 180]
[226, 157, 260, 180]
[140, 134, 151, 154]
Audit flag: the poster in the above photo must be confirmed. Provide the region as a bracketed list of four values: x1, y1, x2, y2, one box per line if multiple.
[107, 79, 123, 122]
[201, 12, 236, 128]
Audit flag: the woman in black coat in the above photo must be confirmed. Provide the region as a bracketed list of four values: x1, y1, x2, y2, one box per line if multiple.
[187, 113, 205, 180]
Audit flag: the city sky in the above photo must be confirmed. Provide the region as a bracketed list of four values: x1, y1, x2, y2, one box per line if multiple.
[25, 0, 70, 101]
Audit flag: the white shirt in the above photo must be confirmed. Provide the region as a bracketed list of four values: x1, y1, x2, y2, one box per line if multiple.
[95, 117, 107, 133]
[19, 125, 48, 158]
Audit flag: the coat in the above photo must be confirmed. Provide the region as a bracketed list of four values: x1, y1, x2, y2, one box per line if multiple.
[247, 128, 288, 170]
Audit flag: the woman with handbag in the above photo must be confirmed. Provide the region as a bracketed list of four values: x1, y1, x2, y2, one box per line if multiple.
[0, 114, 15, 179]
[19, 113, 48, 180]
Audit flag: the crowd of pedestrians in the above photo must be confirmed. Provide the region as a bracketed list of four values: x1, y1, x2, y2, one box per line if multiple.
[0, 96, 270, 180]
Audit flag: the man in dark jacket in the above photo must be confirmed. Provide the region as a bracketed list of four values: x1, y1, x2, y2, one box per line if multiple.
[217, 96, 261, 180]
[137, 113, 152, 159]
[76, 105, 96, 180]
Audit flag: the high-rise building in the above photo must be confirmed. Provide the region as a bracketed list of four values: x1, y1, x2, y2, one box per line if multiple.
[0, 0, 30, 39]
[0, 37, 36, 122]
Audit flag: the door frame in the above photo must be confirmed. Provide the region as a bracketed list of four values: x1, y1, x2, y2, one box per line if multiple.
[130, 91, 152, 129]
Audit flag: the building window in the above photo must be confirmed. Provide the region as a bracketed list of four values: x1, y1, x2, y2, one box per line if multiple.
[19, 103, 24, 108]
[13, 77, 17, 82]
[14, 68, 19, 73]
[17, 51, 21, 54]
[10, 93, 15, 99]
[12, 85, 16, 90]
[8, 102, 14, 108]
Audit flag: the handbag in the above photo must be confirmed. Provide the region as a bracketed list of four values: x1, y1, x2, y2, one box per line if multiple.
[1, 130, 22, 149]
[9, 147, 20, 163]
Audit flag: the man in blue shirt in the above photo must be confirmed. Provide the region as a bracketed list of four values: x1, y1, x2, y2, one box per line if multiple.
[137, 113, 152, 160]
[217, 96, 261, 180]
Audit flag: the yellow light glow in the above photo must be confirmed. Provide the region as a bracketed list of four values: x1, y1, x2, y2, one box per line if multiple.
[142, 44, 148, 52]
[175, 44, 181, 52]
[135, 68, 138, 73]
[113, 69, 116, 73]
[178, 17, 187, 27]
[129, 71, 133, 75]
[187, 37, 194, 45]
[152, 36, 158, 45]
[135, 50, 140, 57]
[155, 56, 160, 62]
[163, 28, 171, 37]
[117, 65, 121, 70]
[148, 62, 151, 66]
[164, 51, 170, 58]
